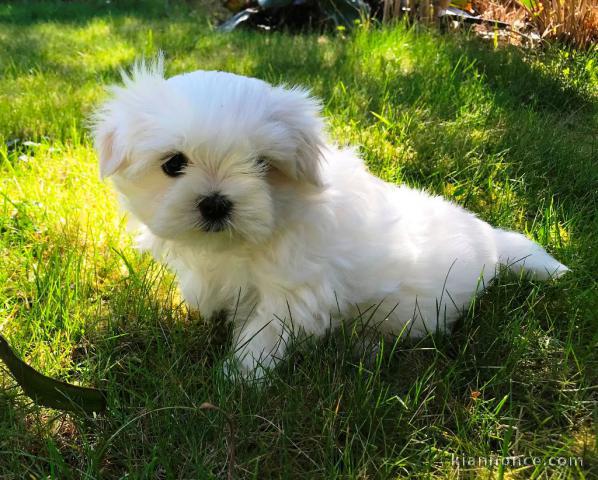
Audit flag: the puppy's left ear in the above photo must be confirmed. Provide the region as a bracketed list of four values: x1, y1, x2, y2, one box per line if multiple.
[265, 87, 326, 187]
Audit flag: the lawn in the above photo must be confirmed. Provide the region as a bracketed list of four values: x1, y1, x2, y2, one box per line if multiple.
[1, 1, 597, 478]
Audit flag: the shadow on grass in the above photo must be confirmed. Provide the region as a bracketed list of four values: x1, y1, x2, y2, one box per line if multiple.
[0, 237, 590, 477]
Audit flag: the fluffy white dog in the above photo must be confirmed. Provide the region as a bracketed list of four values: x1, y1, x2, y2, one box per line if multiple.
[93, 58, 568, 377]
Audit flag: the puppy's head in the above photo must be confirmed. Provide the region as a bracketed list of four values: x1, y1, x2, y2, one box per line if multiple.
[92, 57, 325, 245]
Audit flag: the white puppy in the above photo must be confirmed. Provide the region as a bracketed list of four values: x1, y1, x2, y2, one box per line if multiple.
[93, 58, 568, 377]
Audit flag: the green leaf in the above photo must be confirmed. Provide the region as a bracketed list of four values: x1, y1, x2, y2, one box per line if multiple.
[0, 334, 107, 414]
[517, 0, 537, 11]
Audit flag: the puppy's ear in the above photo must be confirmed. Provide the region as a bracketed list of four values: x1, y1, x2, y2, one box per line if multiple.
[93, 55, 165, 178]
[94, 124, 126, 178]
[265, 87, 326, 187]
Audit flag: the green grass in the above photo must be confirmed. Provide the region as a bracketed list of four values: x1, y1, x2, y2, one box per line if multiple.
[1, 1, 597, 478]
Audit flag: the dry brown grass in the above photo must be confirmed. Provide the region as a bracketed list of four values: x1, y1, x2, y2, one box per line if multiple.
[474, 0, 526, 24]
[380, 0, 597, 49]
[518, 0, 598, 49]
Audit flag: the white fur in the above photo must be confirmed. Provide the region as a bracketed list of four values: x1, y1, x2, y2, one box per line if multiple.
[93, 59, 569, 377]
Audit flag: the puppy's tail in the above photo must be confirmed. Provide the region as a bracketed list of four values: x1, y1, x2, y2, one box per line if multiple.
[494, 229, 569, 280]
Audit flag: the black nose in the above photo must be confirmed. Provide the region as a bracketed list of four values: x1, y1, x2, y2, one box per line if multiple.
[197, 192, 233, 225]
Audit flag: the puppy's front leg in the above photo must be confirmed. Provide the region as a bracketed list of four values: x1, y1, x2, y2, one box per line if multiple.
[231, 304, 292, 379]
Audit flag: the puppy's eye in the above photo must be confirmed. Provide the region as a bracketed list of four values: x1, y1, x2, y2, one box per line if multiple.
[256, 156, 269, 168]
[161, 153, 188, 177]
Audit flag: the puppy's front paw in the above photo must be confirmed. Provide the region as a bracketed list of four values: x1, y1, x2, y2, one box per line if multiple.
[229, 316, 289, 379]
[221, 356, 269, 382]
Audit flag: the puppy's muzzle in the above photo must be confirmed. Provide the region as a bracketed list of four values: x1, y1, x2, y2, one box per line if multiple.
[197, 192, 233, 231]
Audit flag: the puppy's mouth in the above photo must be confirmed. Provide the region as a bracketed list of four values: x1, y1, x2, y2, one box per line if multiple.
[199, 220, 231, 233]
